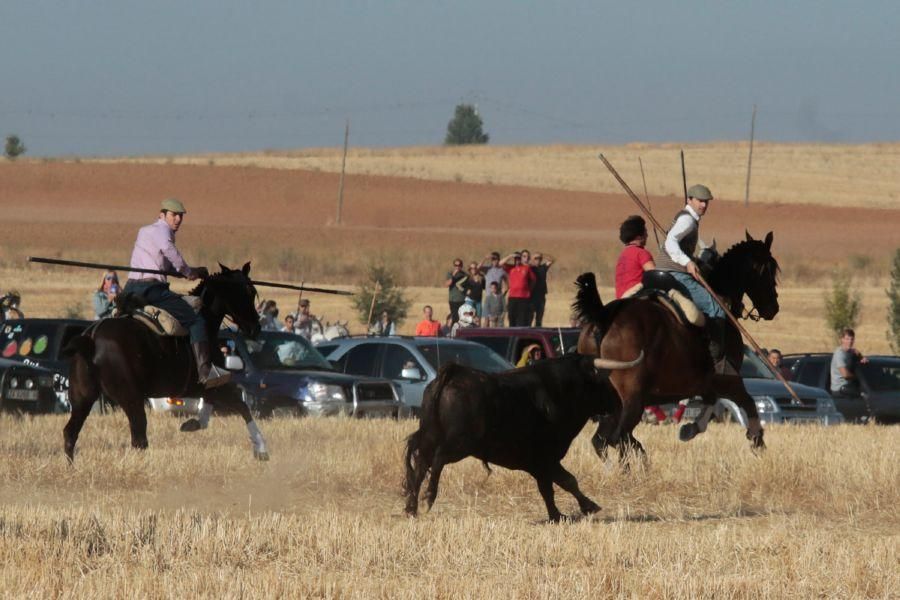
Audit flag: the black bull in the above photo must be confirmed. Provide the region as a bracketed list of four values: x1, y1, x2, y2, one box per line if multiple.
[403, 352, 643, 522]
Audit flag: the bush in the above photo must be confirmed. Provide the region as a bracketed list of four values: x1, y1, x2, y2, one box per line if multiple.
[445, 104, 489, 145]
[823, 272, 861, 341]
[4, 134, 26, 160]
[351, 264, 411, 328]
[887, 249, 900, 353]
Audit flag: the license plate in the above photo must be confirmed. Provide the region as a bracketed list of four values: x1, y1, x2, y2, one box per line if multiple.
[5, 389, 39, 401]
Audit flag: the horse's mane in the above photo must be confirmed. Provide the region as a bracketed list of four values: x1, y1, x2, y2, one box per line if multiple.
[188, 268, 253, 297]
[710, 239, 780, 296]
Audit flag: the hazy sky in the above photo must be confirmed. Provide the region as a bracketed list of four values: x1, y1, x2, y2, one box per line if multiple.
[3, 1, 899, 156]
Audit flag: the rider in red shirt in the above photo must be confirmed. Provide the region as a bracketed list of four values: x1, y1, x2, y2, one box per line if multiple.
[614, 215, 656, 299]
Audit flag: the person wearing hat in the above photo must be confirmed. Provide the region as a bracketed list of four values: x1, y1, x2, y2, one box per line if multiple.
[125, 198, 229, 388]
[656, 184, 727, 361]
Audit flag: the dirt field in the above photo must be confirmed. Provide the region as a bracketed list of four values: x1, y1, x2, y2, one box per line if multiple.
[1, 158, 897, 352]
[1, 415, 898, 598]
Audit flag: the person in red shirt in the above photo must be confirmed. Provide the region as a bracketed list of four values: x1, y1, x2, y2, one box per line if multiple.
[501, 251, 536, 326]
[414, 305, 442, 337]
[614, 215, 656, 299]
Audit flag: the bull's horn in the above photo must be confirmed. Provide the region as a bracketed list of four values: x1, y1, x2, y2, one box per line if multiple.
[594, 350, 644, 370]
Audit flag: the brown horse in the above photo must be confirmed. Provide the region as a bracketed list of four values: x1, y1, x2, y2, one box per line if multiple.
[575, 232, 780, 460]
[63, 263, 266, 462]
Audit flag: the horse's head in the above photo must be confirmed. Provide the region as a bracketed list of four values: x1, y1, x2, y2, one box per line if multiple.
[197, 262, 262, 337]
[738, 231, 780, 320]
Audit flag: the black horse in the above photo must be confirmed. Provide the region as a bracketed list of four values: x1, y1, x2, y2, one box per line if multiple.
[63, 263, 267, 462]
[575, 231, 780, 460]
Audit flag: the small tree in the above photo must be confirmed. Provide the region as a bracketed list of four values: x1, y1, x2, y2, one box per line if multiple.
[445, 104, 489, 145]
[824, 272, 861, 341]
[887, 249, 900, 353]
[4, 134, 26, 160]
[351, 264, 411, 329]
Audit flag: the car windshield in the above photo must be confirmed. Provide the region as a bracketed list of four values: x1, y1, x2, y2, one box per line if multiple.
[416, 340, 512, 372]
[551, 331, 581, 355]
[860, 360, 900, 392]
[740, 346, 776, 379]
[240, 331, 333, 371]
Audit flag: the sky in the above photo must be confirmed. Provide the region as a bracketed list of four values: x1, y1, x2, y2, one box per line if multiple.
[2, 1, 899, 156]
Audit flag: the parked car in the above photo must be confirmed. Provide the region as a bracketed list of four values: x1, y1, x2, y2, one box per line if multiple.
[1, 318, 91, 408]
[454, 327, 582, 364]
[147, 396, 205, 416]
[682, 346, 844, 426]
[0, 357, 63, 414]
[781, 353, 900, 424]
[219, 329, 401, 418]
[315, 336, 514, 416]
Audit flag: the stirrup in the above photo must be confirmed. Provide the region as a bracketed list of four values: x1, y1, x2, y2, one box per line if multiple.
[203, 365, 232, 389]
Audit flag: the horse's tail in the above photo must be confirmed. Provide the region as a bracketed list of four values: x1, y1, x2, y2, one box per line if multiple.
[65, 334, 101, 405]
[572, 272, 606, 325]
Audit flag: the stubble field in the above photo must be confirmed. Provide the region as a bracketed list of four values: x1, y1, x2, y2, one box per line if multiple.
[0, 143, 899, 598]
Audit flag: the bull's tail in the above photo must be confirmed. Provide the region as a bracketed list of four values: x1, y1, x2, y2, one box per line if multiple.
[403, 364, 461, 516]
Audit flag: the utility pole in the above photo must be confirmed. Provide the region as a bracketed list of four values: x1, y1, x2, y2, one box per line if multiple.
[336, 119, 350, 225]
[744, 104, 757, 208]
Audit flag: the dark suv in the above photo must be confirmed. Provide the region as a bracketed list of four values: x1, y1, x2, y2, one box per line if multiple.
[0, 358, 60, 414]
[454, 327, 582, 364]
[782, 353, 900, 423]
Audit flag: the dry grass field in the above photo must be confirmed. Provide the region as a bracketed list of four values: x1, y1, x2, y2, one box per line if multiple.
[1, 415, 898, 598]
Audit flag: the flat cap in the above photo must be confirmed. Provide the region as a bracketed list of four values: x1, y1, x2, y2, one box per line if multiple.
[687, 184, 713, 201]
[160, 198, 187, 214]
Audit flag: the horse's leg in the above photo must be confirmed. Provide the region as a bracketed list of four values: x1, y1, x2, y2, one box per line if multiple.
[63, 350, 102, 463]
[404, 430, 435, 517]
[199, 385, 269, 460]
[63, 394, 95, 463]
[552, 463, 600, 516]
[180, 400, 213, 432]
[423, 449, 448, 511]
[118, 394, 149, 450]
[679, 393, 717, 442]
[713, 375, 765, 449]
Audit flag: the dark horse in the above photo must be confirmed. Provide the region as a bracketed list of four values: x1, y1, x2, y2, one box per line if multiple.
[63, 263, 267, 462]
[575, 231, 780, 460]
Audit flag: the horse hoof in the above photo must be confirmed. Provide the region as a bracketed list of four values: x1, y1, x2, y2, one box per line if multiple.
[180, 419, 202, 433]
[679, 423, 700, 442]
[254, 451, 270, 461]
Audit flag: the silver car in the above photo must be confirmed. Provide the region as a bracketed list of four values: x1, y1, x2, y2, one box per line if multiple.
[315, 337, 514, 417]
[147, 396, 204, 415]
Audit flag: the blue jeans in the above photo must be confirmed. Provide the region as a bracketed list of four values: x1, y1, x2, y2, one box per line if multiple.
[670, 272, 725, 319]
[124, 280, 207, 342]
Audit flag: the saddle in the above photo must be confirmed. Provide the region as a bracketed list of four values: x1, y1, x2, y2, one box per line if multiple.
[115, 293, 202, 337]
[636, 270, 706, 328]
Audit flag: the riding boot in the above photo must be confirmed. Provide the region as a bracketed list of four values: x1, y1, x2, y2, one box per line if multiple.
[191, 340, 231, 389]
[704, 317, 728, 374]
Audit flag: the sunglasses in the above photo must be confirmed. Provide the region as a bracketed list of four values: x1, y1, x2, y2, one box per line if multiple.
[105, 276, 118, 281]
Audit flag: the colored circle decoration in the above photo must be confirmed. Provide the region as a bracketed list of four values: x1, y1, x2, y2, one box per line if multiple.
[19, 338, 33, 356]
[33, 336, 48, 355]
[2, 341, 17, 358]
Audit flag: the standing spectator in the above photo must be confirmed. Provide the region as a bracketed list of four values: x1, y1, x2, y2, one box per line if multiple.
[831, 328, 868, 396]
[281, 314, 297, 333]
[440, 313, 454, 337]
[93, 270, 120, 320]
[414, 305, 442, 336]
[480, 251, 508, 323]
[483, 281, 505, 327]
[294, 299, 318, 339]
[451, 301, 477, 337]
[370, 310, 396, 336]
[258, 300, 280, 331]
[464, 262, 486, 317]
[615, 216, 656, 299]
[445, 258, 469, 324]
[502, 251, 535, 326]
[528, 252, 555, 326]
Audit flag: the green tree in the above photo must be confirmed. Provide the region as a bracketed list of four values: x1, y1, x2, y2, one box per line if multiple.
[4, 134, 26, 160]
[351, 263, 411, 329]
[887, 249, 900, 353]
[445, 104, 489, 145]
[823, 272, 861, 341]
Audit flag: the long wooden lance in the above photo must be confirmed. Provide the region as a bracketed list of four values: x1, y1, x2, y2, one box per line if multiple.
[27, 256, 353, 296]
[638, 157, 661, 248]
[597, 155, 804, 405]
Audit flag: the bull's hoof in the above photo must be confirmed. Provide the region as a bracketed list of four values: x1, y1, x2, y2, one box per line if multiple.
[180, 418, 202, 433]
[679, 422, 701, 442]
[254, 450, 270, 461]
[581, 501, 601, 515]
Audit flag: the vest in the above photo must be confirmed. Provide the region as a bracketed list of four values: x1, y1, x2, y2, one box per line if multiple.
[655, 209, 698, 273]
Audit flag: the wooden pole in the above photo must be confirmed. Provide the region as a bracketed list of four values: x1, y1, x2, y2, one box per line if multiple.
[336, 119, 350, 225]
[638, 157, 660, 248]
[366, 281, 380, 333]
[744, 104, 757, 208]
[680, 149, 688, 203]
